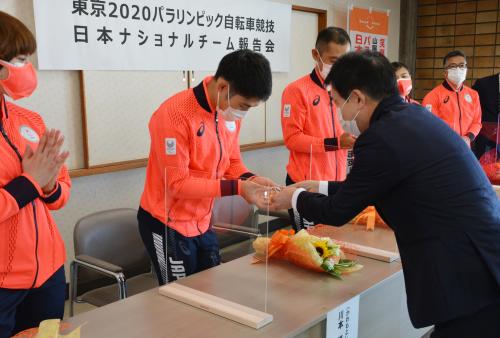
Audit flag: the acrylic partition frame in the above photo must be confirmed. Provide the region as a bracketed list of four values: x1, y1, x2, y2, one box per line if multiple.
[157, 165, 273, 329]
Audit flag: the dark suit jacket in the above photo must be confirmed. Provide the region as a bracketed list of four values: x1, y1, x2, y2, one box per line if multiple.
[297, 95, 500, 328]
[472, 73, 499, 158]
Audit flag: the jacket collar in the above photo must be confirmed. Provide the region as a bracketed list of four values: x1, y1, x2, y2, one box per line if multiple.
[370, 94, 405, 125]
[310, 68, 325, 90]
[442, 80, 464, 93]
[193, 77, 215, 113]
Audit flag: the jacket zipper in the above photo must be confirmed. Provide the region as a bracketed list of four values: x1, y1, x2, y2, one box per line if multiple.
[30, 202, 40, 288]
[210, 112, 224, 236]
[455, 92, 463, 136]
[1, 120, 40, 289]
[214, 112, 223, 180]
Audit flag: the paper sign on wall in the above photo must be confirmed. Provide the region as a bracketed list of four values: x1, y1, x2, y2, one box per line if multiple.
[32, 0, 291, 72]
[349, 6, 389, 56]
[326, 295, 360, 338]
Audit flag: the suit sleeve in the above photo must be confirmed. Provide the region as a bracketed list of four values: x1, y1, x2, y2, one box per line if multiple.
[150, 110, 240, 200]
[467, 91, 482, 138]
[471, 78, 484, 94]
[281, 85, 339, 153]
[295, 132, 400, 226]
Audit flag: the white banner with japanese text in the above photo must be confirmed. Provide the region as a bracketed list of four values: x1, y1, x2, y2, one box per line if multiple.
[33, 0, 291, 71]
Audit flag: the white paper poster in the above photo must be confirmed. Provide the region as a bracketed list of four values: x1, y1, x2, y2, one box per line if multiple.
[32, 0, 291, 71]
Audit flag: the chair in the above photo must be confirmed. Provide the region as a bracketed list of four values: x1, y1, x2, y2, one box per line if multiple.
[69, 208, 157, 316]
[211, 195, 261, 262]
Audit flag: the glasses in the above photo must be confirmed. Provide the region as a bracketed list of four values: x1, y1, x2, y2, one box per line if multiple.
[445, 63, 467, 70]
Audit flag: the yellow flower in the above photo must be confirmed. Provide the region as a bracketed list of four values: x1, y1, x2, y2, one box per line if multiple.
[313, 240, 333, 259]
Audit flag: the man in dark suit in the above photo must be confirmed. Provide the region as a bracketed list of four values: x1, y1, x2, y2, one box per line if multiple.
[472, 73, 499, 159]
[270, 51, 500, 338]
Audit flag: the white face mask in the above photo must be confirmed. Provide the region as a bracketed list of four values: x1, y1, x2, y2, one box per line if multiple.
[316, 50, 332, 80]
[216, 85, 247, 121]
[447, 68, 467, 87]
[337, 92, 361, 137]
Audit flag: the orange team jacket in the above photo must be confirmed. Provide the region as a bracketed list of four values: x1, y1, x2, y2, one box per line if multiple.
[281, 69, 347, 183]
[0, 99, 71, 289]
[422, 81, 482, 140]
[140, 77, 256, 237]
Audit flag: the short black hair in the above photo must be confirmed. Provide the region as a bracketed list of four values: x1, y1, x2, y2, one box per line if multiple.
[214, 50, 272, 101]
[443, 50, 466, 66]
[315, 27, 351, 52]
[326, 50, 398, 101]
[391, 61, 409, 73]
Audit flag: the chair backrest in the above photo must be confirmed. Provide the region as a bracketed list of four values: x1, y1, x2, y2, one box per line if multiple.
[210, 196, 257, 249]
[74, 208, 151, 294]
[210, 195, 256, 228]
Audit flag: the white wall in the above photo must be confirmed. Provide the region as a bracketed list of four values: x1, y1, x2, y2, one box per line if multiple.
[1, 0, 400, 278]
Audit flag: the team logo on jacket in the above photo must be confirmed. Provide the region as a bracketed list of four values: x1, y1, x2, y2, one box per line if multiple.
[443, 96, 450, 104]
[225, 121, 236, 132]
[283, 104, 291, 118]
[313, 95, 321, 106]
[425, 104, 432, 112]
[19, 125, 39, 143]
[197, 122, 205, 137]
[165, 138, 176, 155]
[465, 94, 472, 103]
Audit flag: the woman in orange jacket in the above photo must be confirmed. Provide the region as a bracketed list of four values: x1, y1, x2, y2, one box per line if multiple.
[391, 61, 420, 105]
[0, 11, 71, 337]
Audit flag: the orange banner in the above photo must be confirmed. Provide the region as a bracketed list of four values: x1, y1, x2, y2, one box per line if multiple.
[349, 6, 389, 55]
[349, 7, 389, 36]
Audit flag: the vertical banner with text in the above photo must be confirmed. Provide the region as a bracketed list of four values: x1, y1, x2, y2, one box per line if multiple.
[348, 6, 389, 56]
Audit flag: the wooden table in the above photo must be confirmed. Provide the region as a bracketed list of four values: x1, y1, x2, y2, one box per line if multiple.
[65, 226, 429, 338]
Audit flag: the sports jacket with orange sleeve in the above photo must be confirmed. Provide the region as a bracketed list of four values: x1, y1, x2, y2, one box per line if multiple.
[422, 81, 482, 141]
[0, 99, 71, 289]
[140, 77, 255, 237]
[281, 69, 347, 183]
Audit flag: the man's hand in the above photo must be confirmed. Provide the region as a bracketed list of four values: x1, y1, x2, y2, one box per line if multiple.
[241, 180, 272, 210]
[269, 186, 297, 211]
[249, 176, 279, 188]
[462, 136, 471, 148]
[340, 132, 357, 149]
[289, 180, 320, 193]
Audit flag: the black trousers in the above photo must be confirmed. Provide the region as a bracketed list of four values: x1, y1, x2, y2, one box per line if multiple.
[431, 297, 500, 338]
[137, 208, 220, 286]
[0, 266, 65, 338]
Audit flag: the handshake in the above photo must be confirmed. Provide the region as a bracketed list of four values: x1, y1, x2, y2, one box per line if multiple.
[240, 178, 320, 211]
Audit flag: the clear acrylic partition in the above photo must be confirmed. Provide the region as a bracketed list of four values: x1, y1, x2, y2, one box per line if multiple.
[305, 144, 361, 262]
[479, 115, 500, 186]
[160, 165, 272, 323]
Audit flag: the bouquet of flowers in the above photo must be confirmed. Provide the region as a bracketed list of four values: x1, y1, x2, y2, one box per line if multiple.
[253, 229, 362, 279]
